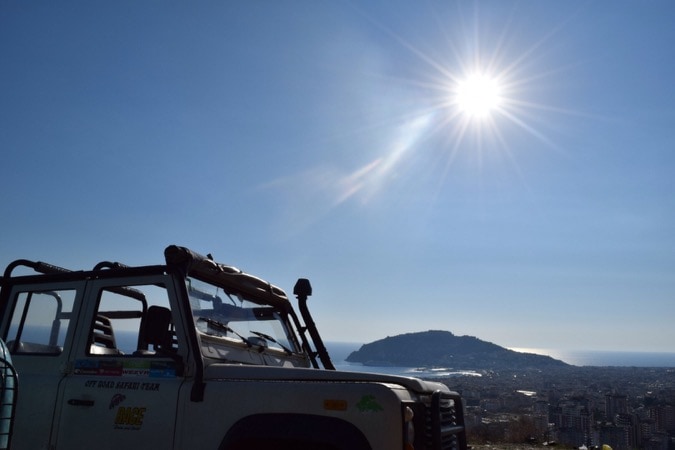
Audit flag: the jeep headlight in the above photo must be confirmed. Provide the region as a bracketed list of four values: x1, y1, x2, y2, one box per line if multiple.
[403, 405, 415, 450]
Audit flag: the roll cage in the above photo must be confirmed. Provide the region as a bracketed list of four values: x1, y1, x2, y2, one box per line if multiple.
[0, 245, 334, 374]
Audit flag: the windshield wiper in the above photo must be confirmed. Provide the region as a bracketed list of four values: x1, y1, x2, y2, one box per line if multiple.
[250, 331, 293, 355]
[198, 317, 262, 351]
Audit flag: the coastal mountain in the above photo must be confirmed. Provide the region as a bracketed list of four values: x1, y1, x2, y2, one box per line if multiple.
[345, 330, 569, 370]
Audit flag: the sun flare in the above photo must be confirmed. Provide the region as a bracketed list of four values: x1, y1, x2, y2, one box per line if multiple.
[454, 74, 503, 119]
[296, 3, 567, 212]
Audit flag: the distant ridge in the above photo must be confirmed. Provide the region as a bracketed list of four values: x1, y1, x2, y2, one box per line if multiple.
[345, 330, 569, 370]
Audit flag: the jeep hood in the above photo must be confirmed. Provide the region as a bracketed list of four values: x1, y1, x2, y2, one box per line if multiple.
[203, 363, 448, 394]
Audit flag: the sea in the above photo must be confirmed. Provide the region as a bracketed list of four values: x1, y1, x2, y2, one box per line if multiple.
[95, 333, 675, 377]
[326, 342, 675, 378]
[328, 342, 483, 378]
[508, 347, 675, 368]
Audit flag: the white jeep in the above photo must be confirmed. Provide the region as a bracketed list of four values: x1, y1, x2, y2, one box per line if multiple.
[0, 245, 466, 450]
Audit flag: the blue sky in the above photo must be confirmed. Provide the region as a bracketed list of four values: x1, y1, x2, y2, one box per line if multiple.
[2, 1, 674, 352]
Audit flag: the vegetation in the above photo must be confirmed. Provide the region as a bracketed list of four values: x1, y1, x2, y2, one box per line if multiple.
[346, 330, 568, 370]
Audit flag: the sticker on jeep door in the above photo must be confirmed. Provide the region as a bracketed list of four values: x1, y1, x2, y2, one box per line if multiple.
[83, 380, 161, 392]
[113, 406, 147, 430]
[356, 395, 383, 412]
[74, 359, 177, 378]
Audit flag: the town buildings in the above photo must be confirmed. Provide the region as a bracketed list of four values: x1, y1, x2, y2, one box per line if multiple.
[441, 366, 675, 449]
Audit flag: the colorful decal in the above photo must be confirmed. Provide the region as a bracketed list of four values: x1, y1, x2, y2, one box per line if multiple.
[149, 361, 177, 378]
[74, 359, 176, 378]
[75, 359, 123, 376]
[109, 393, 126, 410]
[123, 360, 150, 377]
[114, 406, 147, 430]
[356, 395, 383, 413]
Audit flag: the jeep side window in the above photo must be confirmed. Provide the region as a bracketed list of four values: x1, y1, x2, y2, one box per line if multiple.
[88, 283, 177, 356]
[5, 289, 76, 355]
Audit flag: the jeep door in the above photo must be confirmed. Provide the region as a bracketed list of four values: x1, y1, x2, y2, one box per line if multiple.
[53, 274, 188, 450]
[0, 279, 84, 450]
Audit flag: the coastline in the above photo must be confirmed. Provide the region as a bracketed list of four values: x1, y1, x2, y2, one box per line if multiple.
[328, 342, 675, 368]
[507, 347, 675, 367]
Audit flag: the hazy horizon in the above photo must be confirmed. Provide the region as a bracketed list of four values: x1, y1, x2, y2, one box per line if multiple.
[2, 2, 674, 353]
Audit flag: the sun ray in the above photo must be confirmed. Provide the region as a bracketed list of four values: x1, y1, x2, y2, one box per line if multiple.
[278, 2, 589, 220]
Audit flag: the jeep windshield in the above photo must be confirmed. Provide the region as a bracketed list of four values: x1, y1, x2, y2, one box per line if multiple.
[185, 276, 310, 367]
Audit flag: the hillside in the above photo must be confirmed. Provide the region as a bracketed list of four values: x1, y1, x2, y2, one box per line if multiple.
[345, 330, 568, 370]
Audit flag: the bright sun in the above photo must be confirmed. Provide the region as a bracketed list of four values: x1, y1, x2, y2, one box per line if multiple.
[455, 74, 503, 119]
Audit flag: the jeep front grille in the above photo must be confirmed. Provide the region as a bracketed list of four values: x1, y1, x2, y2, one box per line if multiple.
[421, 390, 467, 450]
